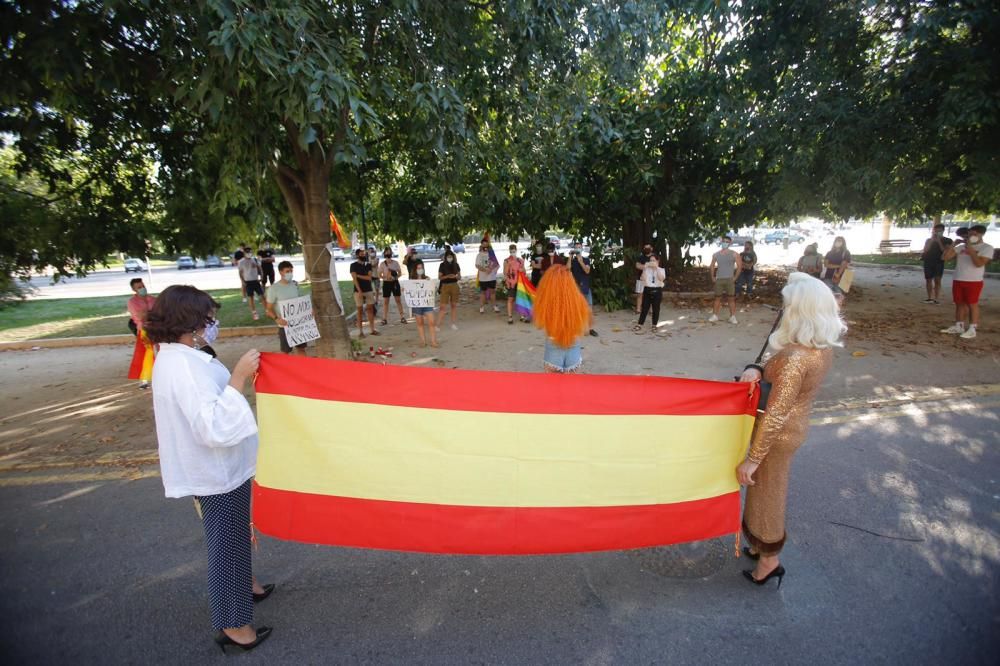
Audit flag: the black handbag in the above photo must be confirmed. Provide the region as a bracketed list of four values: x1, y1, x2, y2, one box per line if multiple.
[738, 309, 783, 414]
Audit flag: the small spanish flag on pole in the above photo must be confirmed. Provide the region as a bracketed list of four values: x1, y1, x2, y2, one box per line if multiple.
[252, 354, 757, 555]
[329, 211, 351, 249]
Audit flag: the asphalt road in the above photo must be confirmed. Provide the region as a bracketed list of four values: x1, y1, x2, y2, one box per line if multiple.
[1, 395, 997, 665]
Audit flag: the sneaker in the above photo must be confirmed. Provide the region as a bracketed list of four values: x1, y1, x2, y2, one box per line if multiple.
[728, 315, 738, 325]
[921, 298, 935, 304]
[940, 323, 964, 335]
[959, 326, 977, 339]
[708, 314, 719, 322]
[479, 307, 485, 314]
[242, 297, 247, 303]
[932, 299, 940, 305]
[493, 306, 500, 313]
[451, 324, 459, 331]
[139, 381, 149, 390]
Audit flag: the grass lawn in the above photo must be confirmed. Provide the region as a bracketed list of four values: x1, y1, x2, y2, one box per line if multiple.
[853, 252, 1000, 272]
[0, 283, 358, 342]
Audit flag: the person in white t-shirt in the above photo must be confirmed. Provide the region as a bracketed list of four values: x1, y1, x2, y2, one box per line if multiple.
[475, 239, 500, 314]
[941, 224, 993, 339]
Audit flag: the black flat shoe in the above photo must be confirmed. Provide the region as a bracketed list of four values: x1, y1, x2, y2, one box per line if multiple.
[742, 546, 759, 560]
[215, 626, 272, 654]
[253, 583, 275, 603]
[742, 565, 785, 589]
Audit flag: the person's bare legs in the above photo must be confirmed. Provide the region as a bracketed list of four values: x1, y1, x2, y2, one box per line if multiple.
[356, 305, 365, 337]
[925, 279, 934, 300]
[247, 295, 256, 316]
[933, 277, 942, 301]
[367, 304, 378, 334]
[293, 347, 307, 357]
[394, 295, 405, 321]
[449, 303, 458, 326]
[728, 296, 737, 317]
[712, 296, 722, 316]
[752, 553, 781, 580]
[479, 290, 486, 310]
[957, 302, 969, 326]
[382, 297, 390, 323]
[415, 315, 427, 346]
[969, 303, 980, 327]
[223, 624, 258, 644]
[429, 316, 439, 346]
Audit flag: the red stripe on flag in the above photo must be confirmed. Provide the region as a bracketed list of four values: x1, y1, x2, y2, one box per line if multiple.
[256, 353, 758, 416]
[252, 482, 739, 555]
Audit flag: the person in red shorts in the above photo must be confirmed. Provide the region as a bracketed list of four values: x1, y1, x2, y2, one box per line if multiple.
[941, 224, 993, 339]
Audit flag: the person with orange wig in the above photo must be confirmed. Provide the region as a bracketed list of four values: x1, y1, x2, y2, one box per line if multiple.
[533, 264, 590, 373]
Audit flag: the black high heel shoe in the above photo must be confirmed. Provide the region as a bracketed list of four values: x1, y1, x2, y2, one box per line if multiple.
[742, 546, 760, 560]
[742, 565, 785, 588]
[253, 583, 275, 603]
[214, 626, 272, 654]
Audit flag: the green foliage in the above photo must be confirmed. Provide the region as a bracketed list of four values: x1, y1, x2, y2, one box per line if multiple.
[588, 244, 631, 312]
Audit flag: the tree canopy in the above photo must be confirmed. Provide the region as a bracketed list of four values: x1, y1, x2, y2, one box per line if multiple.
[2, 0, 998, 347]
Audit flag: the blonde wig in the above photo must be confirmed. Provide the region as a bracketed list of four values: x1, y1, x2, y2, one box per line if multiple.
[533, 264, 590, 348]
[770, 272, 847, 351]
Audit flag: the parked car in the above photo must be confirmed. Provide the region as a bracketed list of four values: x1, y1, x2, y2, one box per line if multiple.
[450, 242, 466, 253]
[203, 255, 224, 268]
[332, 247, 348, 261]
[547, 236, 562, 249]
[176, 255, 196, 270]
[763, 230, 806, 245]
[409, 243, 441, 262]
[123, 258, 147, 273]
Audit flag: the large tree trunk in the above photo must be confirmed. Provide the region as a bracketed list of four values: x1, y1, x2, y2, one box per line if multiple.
[273, 147, 353, 359]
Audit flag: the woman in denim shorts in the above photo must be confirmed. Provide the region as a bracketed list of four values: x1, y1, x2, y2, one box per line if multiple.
[533, 265, 590, 373]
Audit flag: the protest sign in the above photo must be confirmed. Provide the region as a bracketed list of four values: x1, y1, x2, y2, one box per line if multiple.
[402, 280, 438, 308]
[279, 295, 321, 346]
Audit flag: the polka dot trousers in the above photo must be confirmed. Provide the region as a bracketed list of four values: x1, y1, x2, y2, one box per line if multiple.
[195, 479, 254, 630]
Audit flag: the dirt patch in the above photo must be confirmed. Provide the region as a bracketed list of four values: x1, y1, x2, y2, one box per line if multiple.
[1, 264, 997, 475]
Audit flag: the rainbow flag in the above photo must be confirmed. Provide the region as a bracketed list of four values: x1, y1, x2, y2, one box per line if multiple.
[251, 354, 758, 555]
[483, 232, 500, 272]
[514, 272, 535, 319]
[329, 212, 351, 249]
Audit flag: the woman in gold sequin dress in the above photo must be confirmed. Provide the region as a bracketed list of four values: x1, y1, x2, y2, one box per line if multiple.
[736, 273, 846, 587]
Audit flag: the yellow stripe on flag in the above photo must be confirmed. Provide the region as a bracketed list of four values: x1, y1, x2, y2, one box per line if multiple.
[256, 394, 754, 508]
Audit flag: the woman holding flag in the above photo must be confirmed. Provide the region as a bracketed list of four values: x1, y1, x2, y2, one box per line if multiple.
[144, 285, 274, 653]
[736, 272, 845, 588]
[503, 243, 526, 324]
[533, 264, 590, 373]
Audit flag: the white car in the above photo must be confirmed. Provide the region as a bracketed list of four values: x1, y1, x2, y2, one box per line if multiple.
[332, 247, 349, 261]
[123, 258, 147, 273]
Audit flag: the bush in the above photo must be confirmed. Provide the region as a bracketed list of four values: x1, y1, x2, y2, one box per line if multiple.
[589, 244, 631, 312]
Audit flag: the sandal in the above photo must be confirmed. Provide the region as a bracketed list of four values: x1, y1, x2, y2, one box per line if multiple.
[370, 330, 380, 336]
[508, 317, 514, 325]
[380, 319, 388, 326]
[400, 317, 407, 324]
[632, 324, 643, 333]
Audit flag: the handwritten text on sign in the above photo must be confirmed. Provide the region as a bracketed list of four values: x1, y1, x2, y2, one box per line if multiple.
[279, 295, 321, 346]
[402, 280, 438, 308]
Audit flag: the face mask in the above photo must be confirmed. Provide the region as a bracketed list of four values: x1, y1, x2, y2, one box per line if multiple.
[535, 245, 542, 253]
[416, 268, 425, 277]
[202, 320, 220, 345]
[510, 250, 517, 256]
[446, 256, 454, 262]
[548, 251, 554, 256]
[969, 234, 981, 244]
[721, 242, 730, 249]
[835, 242, 843, 248]
[137, 287, 147, 297]
[480, 247, 488, 252]
[280, 272, 293, 282]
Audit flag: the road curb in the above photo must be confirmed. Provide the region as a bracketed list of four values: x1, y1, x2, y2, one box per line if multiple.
[0, 325, 277, 351]
[853, 262, 999, 279]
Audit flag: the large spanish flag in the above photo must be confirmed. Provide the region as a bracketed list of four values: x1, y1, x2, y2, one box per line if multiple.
[252, 353, 757, 555]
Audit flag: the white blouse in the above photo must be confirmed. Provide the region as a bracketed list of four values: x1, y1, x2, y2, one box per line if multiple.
[152, 343, 259, 498]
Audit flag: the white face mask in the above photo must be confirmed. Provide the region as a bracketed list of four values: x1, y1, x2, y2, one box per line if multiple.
[721, 242, 730, 249]
[535, 245, 542, 253]
[548, 251, 554, 256]
[202, 320, 220, 345]
[416, 268, 425, 277]
[969, 234, 981, 244]
[280, 272, 293, 282]
[509, 250, 517, 256]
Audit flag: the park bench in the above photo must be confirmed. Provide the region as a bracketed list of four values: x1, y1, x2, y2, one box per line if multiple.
[878, 239, 911, 253]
